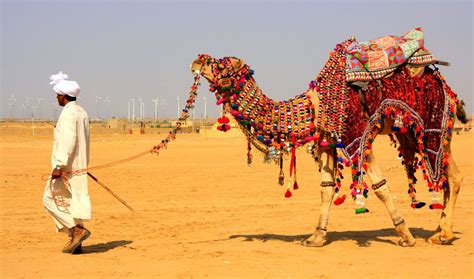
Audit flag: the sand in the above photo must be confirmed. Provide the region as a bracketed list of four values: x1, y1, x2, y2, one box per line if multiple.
[0, 129, 473, 278]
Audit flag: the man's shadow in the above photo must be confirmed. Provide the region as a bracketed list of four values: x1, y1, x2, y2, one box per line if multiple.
[229, 228, 460, 247]
[82, 240, 133, 254]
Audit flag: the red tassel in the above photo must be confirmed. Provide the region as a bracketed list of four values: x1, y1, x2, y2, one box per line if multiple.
[285, 189, 292, 198]
[293, 181, 299, 190]
[334, 194, 346, 205]
[429, 203, 444, 209]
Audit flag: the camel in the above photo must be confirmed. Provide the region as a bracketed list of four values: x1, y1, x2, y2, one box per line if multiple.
[188, 29, 466, 247]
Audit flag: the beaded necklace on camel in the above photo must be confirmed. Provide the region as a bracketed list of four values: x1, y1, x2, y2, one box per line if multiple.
[197, 54, 318, 198]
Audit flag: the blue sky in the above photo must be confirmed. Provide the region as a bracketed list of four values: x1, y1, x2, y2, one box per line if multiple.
[1, 0, 472, 120]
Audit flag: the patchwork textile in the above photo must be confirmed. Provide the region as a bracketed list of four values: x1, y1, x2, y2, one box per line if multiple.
[345, 28, 438, 82]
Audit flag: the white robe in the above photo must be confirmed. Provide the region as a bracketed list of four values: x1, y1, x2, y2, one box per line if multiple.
[43, 101, 91, 231]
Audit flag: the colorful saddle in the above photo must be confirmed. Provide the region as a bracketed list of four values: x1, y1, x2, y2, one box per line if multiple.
[345, 28, 438, 82]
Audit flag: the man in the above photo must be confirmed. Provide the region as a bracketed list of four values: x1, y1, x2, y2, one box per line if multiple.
[43, 71, 91, 254]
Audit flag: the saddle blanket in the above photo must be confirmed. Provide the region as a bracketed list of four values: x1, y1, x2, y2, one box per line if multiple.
[345, 28, 438, 82]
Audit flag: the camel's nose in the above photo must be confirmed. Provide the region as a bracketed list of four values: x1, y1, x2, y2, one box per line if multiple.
[190, 66, 201, 76]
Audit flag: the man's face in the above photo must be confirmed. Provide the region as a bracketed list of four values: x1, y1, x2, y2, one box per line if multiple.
[56, 94, 66, 107]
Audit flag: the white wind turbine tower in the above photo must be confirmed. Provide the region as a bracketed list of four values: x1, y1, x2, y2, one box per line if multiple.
[36, 97, 43, 120]
[103, 96, 111, 119]
[24, 96, 32, 120]
[95, 96, 102, 120]
[8, 94, 16, 119]
[30, 104, 37, 118]
[131, 98, 135, 122]
[152, 97, 166, 121]
[20, 103, 27, 120]
[176, 96, 180, 119]
[152, 98, 158, 120]
[52, 101, 59, 121]
[138, 97, 144, 120]
[202, 96, 207, 119]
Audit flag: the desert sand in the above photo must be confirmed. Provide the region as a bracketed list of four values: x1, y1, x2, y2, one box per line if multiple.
[0, 127, 473, 278]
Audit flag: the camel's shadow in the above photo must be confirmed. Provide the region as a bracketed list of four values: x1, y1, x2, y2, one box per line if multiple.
[82, 240, 133, 254]
[229, 228, 460, 247]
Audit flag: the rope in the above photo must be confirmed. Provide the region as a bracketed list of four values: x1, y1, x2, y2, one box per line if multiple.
[44, 74, 202, 208]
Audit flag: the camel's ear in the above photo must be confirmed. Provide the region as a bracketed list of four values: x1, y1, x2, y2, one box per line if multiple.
[230, 58, 245, 72]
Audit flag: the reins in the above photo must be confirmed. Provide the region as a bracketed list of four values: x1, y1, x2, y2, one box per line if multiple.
[43, 73, 202, 210]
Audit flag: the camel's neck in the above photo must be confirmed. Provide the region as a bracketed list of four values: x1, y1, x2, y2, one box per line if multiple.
[232, 78, 273, 126]
[221, 77, 316, 147]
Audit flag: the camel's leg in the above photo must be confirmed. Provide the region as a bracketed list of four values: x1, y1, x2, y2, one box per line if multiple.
[366, 153, 416, 247]
[428, 151, 463, 244]
[302, 148, 336, 247]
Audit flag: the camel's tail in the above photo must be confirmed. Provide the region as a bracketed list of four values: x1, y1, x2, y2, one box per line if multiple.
[456, 100, 468, 124]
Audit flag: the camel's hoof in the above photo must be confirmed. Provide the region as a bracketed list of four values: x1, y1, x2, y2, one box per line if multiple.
[427, 231, 454, 245]
[301, 236, 328, 247]
[398, 238, 416, 247]
[426, 236, 452, 245]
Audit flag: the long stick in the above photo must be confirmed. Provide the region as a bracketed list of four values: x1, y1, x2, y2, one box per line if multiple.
[87, 172, 135, 212]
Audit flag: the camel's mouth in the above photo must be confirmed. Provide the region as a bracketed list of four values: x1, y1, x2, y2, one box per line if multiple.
[190, 60, 203, 76]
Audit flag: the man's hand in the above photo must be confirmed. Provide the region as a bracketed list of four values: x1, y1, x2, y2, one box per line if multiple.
[51, 167, 62, 179]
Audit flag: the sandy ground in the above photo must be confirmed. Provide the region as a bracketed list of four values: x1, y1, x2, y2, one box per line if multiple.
[0, 129, 473, 278]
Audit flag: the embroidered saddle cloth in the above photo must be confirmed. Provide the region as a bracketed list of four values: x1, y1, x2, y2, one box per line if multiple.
[345, 28, 438, 82]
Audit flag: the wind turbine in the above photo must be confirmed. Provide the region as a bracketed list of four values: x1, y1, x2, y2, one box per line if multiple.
[52, 101, 59, 121]
[131, 98, 135, 122]
[30, 105, 37, 117]
[138, 97, 144, 120]
[103, 96, 111, 119]
[8, 94, 16, 119]
[36, 97, 43, 120]
[24, 96, 32, 120]
[152, 98, 158, 120]
[203, 96, 207, 119]
[95, 96, 102, 119]
[177, 96, 180, 119]
[20, 104, 27, 120]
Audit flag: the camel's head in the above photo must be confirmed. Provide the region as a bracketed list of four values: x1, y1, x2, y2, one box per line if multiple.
[190, 54, 253, 98]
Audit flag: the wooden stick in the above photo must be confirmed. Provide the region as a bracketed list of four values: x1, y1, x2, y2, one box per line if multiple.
[87, 172, 135, 212]
[435, 60, 451, 67]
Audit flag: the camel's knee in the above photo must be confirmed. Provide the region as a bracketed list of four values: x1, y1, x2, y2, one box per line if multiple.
[372, 179, 387, 191]
[373, 181, 391, 203]
[451, 172, 463, 194]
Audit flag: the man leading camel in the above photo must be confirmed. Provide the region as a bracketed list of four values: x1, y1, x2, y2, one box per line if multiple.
[43, 71, 91, 254]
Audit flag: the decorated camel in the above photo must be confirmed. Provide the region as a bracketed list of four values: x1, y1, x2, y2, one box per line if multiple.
[183, 28, 466, 247]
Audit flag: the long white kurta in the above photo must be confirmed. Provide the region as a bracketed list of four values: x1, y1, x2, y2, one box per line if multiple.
[43, 101, 91, 231]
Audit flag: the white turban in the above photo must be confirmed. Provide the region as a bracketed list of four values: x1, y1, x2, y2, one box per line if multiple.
[50, 71, 80, 97]
[49, 71, 69, 85]
[53, 80, 80, 97]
